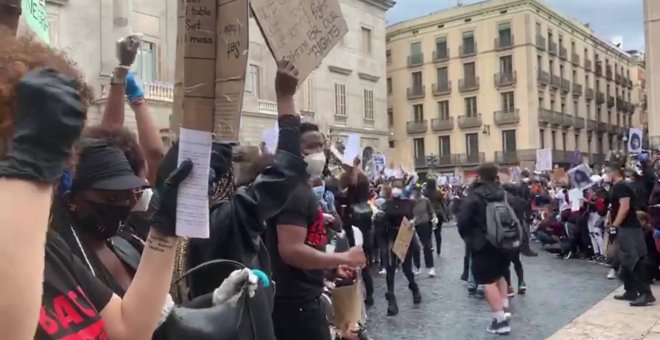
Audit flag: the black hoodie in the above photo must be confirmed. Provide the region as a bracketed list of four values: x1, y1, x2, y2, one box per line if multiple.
[457, 181, 509, 251]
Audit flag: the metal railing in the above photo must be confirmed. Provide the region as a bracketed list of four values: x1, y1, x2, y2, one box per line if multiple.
[432, 49, 449, 63]
[431, 117, 454, 131]
[572, 83, 583, 97]
[407, 54, 424, 67]
[407, 86, 426, 99]
[432, 81, 451, 96]
[536, 35, 546, 50]
[538, 70, 550, 85]
[494, 110, 520, 125]
[459, 43, 477, 57]
[494, 72, 517, 87]
[457, 114, 482, 128]
[458, 152, 485, 165]
[495, 35, 514, 50]
[406, 120, 428, 134]
[459, 77, 480, 92]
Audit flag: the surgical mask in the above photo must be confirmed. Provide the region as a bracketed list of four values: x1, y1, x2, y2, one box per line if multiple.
[73, 202, 132, 240]
[392, 188, 403, 198]
[304, 152, 326, 177]
[313, 185, 325, 200]
[131, 188, 153, 212]
[602, 173, 612, 183]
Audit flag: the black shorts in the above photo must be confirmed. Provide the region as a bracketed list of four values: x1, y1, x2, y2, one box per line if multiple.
[471, 244, 509, 285]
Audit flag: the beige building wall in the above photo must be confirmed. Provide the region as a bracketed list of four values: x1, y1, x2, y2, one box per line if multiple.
[45, 0, 177, 143]
[387, 0, 642, 176]
[240, 0, 395, 164]
[644, 0, 660, 147]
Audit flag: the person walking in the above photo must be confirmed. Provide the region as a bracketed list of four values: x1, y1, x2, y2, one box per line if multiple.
[411, 187, 437, 277]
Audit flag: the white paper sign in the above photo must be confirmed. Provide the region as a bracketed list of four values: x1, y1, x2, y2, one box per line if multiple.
[176, 128, 212, 238]
[262, 127, 279, 154]
[568, 164, 593, 190]
[568, 188, 584, 212]
[629, 128, 643, 154]
[373, 153, 386, 172]
[342, 134, 360, 165]
[536, 148, 553, 171]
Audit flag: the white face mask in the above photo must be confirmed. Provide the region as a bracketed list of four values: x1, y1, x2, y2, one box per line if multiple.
[304, 152, 326, 177]
[131, 188, 153, 212]
[392, 188, 403, 198]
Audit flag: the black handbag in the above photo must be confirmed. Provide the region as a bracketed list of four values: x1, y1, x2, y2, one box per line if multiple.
[153, 259, 259, 340]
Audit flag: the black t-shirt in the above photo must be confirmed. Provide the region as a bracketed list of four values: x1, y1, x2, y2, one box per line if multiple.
[267, 182, 327, 303]
[610, 181, 642, 228]
[36, 233, 113, 339]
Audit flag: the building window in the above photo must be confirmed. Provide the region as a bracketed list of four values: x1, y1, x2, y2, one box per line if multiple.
[559, 64, 564, 79]
[363, 89, 374, 120]
[539, 96, 545, 109]
[562, 132, 567, 151]
[502, 129, 516, 152]
[500, 55, 513, 75]
[560, 98, 566, 113]
[437, 67, 449, 84]
[501, 91, 515, 112]
[435, 37, 448, 59]
[386, 50, 392, 64]
[498, 23, 512, 47]
[537, 55, 542, 69]
[334, 83, 346, 116]
[412, 71, 423, 90]
[465, 133, 479, 155]
[587, 103, 591, 118]
[573, 100, 579, 115]
[588, 135, 592, 153]
[387, 108, 393, 127]
[463, 62, 476, 80]
[387, 78, 392, 95]
[244, 64, 260, 96]
[413, 138, 425, 159]
[549, 59, 554, 77]
[536, 22, 541, 35]
[135, 41, 157, 82]
[438, 136, 451, 156]
[465, 96, 477, 116]
[438, 100, 449, 119]
[551, 130, 557, 149]
[462, 31, 475, 54]
[410, 42, 422, 57]
[540, 129, 545, 148]
[575, 134, 580, 149]
[361, 27, 372, 55]
[413, 104, 424, 121]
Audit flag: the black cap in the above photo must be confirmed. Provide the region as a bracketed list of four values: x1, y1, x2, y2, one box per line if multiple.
[74, 142, 147, 191]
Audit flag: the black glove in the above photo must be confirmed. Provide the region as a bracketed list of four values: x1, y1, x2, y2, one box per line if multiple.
[0, 68, 84, 182]
[152, 159, 193, 236]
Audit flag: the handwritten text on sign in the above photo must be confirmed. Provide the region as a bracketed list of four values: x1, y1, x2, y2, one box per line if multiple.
[251, 0, 348, 82]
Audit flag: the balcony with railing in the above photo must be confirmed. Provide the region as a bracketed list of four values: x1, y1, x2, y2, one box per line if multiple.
[432, 49, 449, 63]
[407, 53, 424, 67]
[551, 74, 561, 89]
[407, 85, 425, 100]
[494, 109, 520, 125]
[561, 79, 571, 93]
[559, 112, 573, 127]
[458, 152, 485, 165]
[538, 70, 550, 86]
[536, 35, 546, 50]
[494, 71, 517, 88]
[143, 81, 174, 102]
[559, 46, 567, 60]
[459, 43, 477, 57]
[406, 120, 428, 134]
[414, 156, 427, 168]
[605, 66, 613, 80]
[495, 151, 519, 164]
[615, 74, 622, 85]
[585, 88, 594, 100]
[627, 79, 633, 89]
[607, 95, 615, 107]
[585, 59, 592, 71]
[607, 123, 618, 135]
[548, 41, 558, 55]
[257, 99, 277, 114]
[595, 63, 602, 77]
[616, 97, 624, 111]
[495, 35, 514, 50]
[457, 114, 482, 129]
[432, 81, 452, 96]
[597, 121, 608, 133]
[421, 154, 457, 168]
[573, 116, 586, 129]
[459, 77, 480, 92]
[587, 119, 598, 131]
[436, 154, 456, 167]
[596, 91, 605, 104]
[572, 83, 583, 97]
[431, 117, 454, 131]
[572, 53, 580, 66]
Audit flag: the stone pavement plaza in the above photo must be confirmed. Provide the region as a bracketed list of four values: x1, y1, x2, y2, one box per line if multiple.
[549, 284, 660, 340]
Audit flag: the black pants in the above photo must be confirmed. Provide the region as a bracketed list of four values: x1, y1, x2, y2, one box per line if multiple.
[622, 259, 652, 296]
[344, 225, 374, 298]
[462, 243, 471, 277]
[433, 224, 442, 255]
[386, 245, 417, 295]
[273, 297, 331, 340]
[415, 222, 434, 268]
[411, 236, 421, 269]
[504, 252, 524, 286]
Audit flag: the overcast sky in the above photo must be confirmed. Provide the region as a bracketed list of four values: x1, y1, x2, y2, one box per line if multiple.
[387, 0, 645, 51]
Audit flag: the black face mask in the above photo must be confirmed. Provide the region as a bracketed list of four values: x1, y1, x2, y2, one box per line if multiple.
[72, 201, 132, 240]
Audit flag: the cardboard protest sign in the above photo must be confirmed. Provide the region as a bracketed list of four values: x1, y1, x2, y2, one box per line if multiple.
[250, 0, 349, 82]
[214, 0, 249, 141]
[332, 280, 363, 335]
[21, 0, 49, 44]
[392, 217, 415, 261]
[552, 168, 568, 185]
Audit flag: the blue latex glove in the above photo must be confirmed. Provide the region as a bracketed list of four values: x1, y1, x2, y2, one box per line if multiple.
[654, 229, 660, 240]
[125, 72, 144, 102]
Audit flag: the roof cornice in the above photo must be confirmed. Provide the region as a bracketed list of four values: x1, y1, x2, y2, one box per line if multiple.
[359, 0, 396, 11]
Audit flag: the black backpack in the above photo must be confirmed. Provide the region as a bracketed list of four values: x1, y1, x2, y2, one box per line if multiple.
[485, 195, 523, 251]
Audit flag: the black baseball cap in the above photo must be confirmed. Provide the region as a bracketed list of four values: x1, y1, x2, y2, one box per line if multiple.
[74, 141, 147, 191]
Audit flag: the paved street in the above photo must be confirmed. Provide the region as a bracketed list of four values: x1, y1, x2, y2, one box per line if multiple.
[367, 224, 621, 340]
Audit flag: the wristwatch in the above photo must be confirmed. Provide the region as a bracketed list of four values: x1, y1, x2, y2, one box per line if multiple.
[110, 66, 129, 85]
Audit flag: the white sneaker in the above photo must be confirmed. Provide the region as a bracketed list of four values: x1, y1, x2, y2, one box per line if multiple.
[607, 268, 617, 280]
[413, 268, 421, 276]
[428, 268, 436, 277]
[378, 268, 386, 275]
